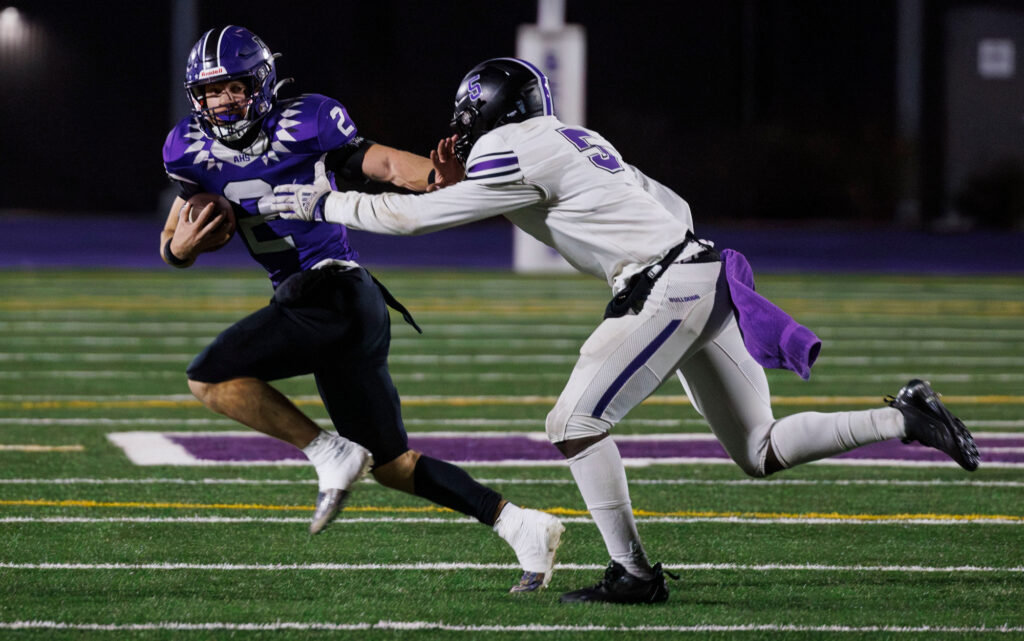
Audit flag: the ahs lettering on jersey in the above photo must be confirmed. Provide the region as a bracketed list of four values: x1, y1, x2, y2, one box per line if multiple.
[163, 94, 360, 286]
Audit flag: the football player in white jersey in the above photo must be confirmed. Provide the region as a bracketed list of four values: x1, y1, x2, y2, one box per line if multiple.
[262, 58, 979, 604]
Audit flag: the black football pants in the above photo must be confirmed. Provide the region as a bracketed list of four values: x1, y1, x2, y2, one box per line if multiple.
[186, 266, 409, 466]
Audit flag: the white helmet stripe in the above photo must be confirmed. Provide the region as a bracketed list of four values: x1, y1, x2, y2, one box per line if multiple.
[215, 26, 230, 68]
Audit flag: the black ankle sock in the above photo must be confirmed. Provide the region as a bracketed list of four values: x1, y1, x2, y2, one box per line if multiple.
[412, 455, 503, 525]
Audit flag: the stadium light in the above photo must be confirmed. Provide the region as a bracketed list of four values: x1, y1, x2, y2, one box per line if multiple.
[0, 5, 45, 69]
[0, 6, 27, 47]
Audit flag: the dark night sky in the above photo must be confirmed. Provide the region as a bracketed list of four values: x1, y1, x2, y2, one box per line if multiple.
[0, 0, 939, 223]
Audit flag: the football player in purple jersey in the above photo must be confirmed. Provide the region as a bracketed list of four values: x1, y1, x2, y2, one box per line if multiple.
[159, 27, 564, 592]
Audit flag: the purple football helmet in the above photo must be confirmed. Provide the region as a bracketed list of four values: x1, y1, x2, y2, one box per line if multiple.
[184, 26, 278, 142]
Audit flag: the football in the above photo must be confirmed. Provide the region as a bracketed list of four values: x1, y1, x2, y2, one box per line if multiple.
[186, 192, 236, 251]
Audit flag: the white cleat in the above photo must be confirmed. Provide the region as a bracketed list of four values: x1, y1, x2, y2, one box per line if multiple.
[496, 505, 565, 592]
[309, 439, 373, 535]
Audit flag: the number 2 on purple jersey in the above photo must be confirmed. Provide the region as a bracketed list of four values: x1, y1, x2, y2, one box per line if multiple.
[557, 127, 624, 174]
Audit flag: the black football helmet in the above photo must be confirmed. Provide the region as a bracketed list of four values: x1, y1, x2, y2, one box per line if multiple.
[450, 57, 555, 163]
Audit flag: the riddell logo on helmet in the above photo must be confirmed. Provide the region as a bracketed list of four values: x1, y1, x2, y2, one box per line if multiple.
[199, 66, 227, 79]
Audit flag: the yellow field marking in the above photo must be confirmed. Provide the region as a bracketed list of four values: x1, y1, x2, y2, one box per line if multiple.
[3, 394, 1024, 410]
[641, 508, 1023, 523]
[0, 499, 314, 512]
[549, 506, 1024, 523]
[0, 445, 84, 452]
[0, 400, 204, 410]
[2, 499, 1020, 523]
[0, 297, 267, 312]
[0, 499, 456, 514]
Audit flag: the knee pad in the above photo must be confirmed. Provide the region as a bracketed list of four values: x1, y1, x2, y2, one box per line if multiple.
[371, 449, 421, 493]
[733, 437, 771, 478]
[546, 411, 612, 444]
[741, 457, 769, 479]
[545, 405, 571, 443]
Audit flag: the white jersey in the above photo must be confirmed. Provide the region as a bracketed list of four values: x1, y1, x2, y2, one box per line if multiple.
[322, 115, 696, 292]
[318, 111, 916, 582]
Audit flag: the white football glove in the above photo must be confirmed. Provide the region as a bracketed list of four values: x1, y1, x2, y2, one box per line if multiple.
[259, 160, 333, 221]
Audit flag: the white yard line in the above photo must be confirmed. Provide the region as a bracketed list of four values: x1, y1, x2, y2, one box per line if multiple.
[0, 417, 701, 427]
[5, 335, 1022, 353]
[4, 393, 1024, 405]
[1, 561, 1021, 573]
[4, 370, 1024, 386]
[3, 352, 1024, 367]
[0, 621, 1022, 634]
[1, 515, 1022, 526]
[3, 476, 1024, 488]
[3, 417, 1023, 429]
[3, 321, 1024, 339]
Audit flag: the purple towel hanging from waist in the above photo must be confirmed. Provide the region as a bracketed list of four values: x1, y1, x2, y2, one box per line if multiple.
[720, 248, 821, 380]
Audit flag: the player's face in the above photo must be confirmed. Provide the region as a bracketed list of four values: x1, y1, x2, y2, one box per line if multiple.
[202, 80, 251, 122]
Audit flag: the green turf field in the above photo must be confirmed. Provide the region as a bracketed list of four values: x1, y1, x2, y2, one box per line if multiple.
[0, 268, 1022, 639]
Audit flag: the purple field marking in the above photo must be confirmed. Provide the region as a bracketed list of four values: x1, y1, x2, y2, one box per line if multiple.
[406, 436, 563, 461]
[165, 434, 1024, 465]
[0, 213, 513, 269]
[3, 213, 1024, 272]
[835, 439, 1012, 463]
[167, 435, 303, 462]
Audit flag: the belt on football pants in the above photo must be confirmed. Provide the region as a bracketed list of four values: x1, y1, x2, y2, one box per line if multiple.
[604, 231, 719, 319]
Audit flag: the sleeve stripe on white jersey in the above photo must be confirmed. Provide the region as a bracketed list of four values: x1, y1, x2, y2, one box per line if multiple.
[466, 167, 523, 181]
[466, 151, 519, 177]
[471, 150, 517, 161]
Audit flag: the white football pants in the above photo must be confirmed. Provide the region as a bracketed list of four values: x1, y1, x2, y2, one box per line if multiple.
[546, 259, 904, 574]
[546, 260, 904, 476]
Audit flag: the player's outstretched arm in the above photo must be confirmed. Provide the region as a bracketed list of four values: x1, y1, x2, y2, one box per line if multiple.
[264, 158, 544, 236]
[361, 141, 464, 193]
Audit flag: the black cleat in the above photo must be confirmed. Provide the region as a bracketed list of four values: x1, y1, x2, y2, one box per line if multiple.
[559, 560, 677, 604]
[887, 379, 979, 471]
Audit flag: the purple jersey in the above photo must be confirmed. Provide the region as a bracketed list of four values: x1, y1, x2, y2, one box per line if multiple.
[163, 93, 360, 287]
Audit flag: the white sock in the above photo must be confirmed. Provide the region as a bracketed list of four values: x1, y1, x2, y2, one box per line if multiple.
[770, 407, 905, 468]
[493, 502, 530, 566]
[302, 429, 348, 491]
[493, 501, 522, 534]
[568, 437, 653, 580]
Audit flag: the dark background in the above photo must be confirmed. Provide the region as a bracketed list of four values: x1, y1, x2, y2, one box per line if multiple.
[1, 0, 1023, 229]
